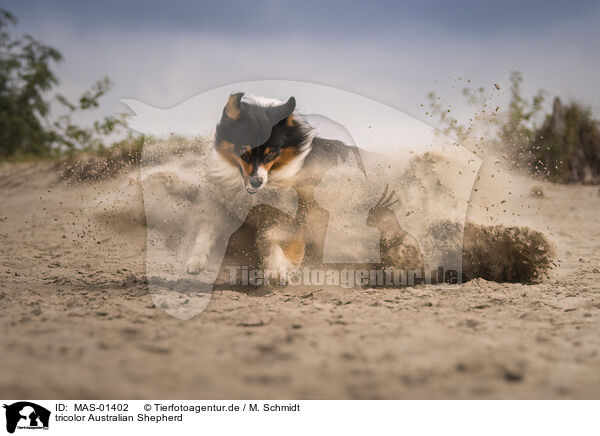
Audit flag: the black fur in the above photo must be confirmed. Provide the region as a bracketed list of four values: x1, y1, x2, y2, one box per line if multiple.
[215, 94, 366, 186]
[215, 95, 302, 152]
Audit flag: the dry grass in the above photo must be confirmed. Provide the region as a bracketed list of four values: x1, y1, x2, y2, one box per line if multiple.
[58, 135, 210, 182]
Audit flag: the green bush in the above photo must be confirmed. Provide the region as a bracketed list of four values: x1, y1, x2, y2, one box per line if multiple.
[0, 9, 118, 159]
[498, 71, 545, 159]
[531, 98, 600, 183]
[498, 73, 600, 183]
[425, 71, 600, 184]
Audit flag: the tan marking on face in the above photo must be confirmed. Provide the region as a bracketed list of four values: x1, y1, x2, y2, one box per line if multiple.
[224, 93, 242, 119]
[216, 141, 254, 178]
[286, 116, 295, 127]
[270, 147, 299, 172]
[262, 161, 276, 173]
[237, 145, 255, 176]
[215, 140, 240, 168]
[240, 160, 254, 177]
[280, 230, 305, 265]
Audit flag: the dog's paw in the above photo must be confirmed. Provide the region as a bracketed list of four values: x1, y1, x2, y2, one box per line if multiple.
[263, 267, 290, 287]
[264, 245, 296, 286]
[185, 255, 206, 275]
[274, 267, 290, 286]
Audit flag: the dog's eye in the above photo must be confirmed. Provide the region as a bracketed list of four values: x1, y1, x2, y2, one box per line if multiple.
[240, 150, 251, 162]
[264, 150, 278, 161]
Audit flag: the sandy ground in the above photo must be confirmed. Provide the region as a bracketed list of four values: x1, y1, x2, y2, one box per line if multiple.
[1, 159, 599, 399]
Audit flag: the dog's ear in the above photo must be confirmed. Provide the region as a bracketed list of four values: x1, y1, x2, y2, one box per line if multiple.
[268, 96, 296, 125]
[223, 92, 244, 120]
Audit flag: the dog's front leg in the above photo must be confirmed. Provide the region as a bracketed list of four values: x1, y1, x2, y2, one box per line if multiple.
[186, 219, 219, 274]
[186, 207, 240, 276]
[259, 228, 305, 286]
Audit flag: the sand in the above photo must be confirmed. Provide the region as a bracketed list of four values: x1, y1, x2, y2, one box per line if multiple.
[1, 157, 599, 399]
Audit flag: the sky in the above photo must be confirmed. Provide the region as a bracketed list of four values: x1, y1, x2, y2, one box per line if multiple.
[5, 0, 600, 131]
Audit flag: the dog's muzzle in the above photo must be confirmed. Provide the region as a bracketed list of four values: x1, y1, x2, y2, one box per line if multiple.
[245, 168, 268, 194]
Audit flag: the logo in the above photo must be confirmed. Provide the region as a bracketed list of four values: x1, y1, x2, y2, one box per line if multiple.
[3, 402, 50, 434]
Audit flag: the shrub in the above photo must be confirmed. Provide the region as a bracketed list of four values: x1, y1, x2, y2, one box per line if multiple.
[498, 71, 545, 159]
[424, 72, 600, 184]
[0, 9, 119, 159]
[531, 98, 600, 183]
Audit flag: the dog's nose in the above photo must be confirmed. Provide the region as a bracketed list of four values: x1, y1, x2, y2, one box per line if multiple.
[249, 176, 263, 188]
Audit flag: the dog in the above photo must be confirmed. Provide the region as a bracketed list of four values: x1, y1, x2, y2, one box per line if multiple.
[185, 92, 366, 280]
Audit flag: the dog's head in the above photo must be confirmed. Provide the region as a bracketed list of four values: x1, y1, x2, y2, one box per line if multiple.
[214, 93, 306, 193]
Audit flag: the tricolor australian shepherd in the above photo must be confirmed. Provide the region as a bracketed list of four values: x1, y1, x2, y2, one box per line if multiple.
[185, 93, 365, 278]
